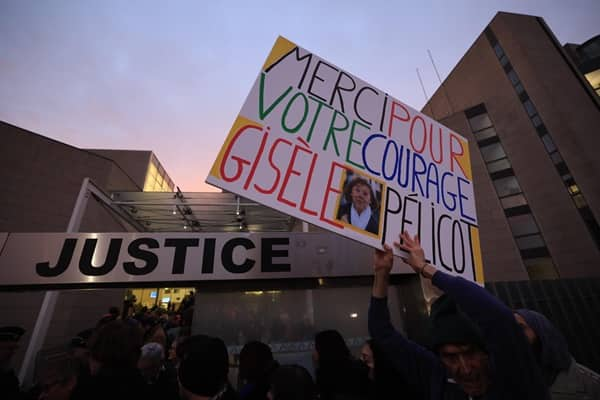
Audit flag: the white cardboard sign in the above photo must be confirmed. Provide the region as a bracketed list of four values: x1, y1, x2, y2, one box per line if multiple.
[207, 37, 483, 283]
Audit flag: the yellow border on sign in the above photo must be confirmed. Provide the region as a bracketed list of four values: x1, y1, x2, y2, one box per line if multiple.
[470, 226, 485, 284]
[209, 115, 263, 179]
[263, 36, 297, 71]
[456, 136, 473, 181]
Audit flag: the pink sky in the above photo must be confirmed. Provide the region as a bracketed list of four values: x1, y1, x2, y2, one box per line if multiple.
[1, 0, 598, 192]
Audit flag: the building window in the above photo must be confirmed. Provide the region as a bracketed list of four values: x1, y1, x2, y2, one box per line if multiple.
[550, 152, 563, 164]
[507, 69, 520, 86]
[143, 156, 175, 192]
[493, 43, 504, 58]
[540, 134, 557, 153]
[480, 142, 506, 162]
[514, 82, 525, 94]
[493, 176, 521, 197]
[531, 115, 543, 127]
[524, 258, 559, 279]
[473, 127, 497, 142]
[508, 214, 539, 237]
[500, 194, 528, 209]
[485, 29, 600, 249]
[486, 158, 512, 174]
[516, 234, 546, 250]
[469, 114, 493, 131]
[583, 69, 600, 96]
[465, 103, 558, 279]
[522, 99, 537, 117]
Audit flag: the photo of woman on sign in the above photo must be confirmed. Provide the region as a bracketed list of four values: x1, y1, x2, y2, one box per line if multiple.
[337, 174, 381, 236]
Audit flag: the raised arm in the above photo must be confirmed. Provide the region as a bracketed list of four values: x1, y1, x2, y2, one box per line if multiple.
[396, 231, 549, 399]
[368, 245, 438, 391]
[395, 231, 515, 336]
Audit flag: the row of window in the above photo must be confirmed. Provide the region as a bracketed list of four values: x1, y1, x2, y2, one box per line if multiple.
[485, 28, 600, 249]
[144, 155, 175, 192]
[583, 70, 600, 97]
[466, 104, 558, 279]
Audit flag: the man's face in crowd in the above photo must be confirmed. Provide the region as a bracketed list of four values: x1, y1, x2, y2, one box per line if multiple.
[360, 343, 374, 370]
[439, 343, 490, 396]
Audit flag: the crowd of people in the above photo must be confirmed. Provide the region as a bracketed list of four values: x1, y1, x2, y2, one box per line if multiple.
[2, 232, 599, 399]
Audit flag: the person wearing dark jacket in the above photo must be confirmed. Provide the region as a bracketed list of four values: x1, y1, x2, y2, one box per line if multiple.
[369, 231, 549, 399]
[178, 334, 238, 400]
[361, 339, 418, 399]
[313, 330, 371, 400]
[238, 341, 279, 400]
[268, 365, 316, 400]
[70, 320, 151, 400]
[514, 309, 600, 399]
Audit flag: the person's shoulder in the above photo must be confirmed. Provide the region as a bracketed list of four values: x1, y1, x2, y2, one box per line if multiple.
[338, 202, 351, 216]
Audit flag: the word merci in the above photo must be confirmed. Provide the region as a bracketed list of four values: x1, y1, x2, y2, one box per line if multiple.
[259, 47, 470, 180]
[36, 237, 291, 278]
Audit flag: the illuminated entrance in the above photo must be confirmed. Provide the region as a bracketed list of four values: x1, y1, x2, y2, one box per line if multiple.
[129, 287, 196, 310]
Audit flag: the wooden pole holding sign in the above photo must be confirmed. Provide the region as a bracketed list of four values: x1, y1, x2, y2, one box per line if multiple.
[206, 36, 484, 284]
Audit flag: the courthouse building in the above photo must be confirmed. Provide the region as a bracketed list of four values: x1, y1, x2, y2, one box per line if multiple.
[1, 11, 599, 384]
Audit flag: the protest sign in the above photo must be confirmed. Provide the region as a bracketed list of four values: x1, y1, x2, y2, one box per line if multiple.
[206, 37, 483, 283]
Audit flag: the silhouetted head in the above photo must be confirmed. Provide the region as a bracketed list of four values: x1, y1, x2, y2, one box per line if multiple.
[430, 295, 490, 396]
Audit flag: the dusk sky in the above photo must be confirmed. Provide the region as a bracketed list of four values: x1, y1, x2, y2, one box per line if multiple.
[1, 0, 598, 192]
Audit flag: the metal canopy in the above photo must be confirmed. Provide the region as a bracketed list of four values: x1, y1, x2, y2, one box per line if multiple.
[110, 190, 296, 232]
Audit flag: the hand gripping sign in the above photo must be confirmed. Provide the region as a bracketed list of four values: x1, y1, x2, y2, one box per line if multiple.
[206, 36, 483, 283]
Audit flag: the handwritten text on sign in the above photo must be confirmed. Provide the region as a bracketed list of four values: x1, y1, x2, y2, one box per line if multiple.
[206, 37, 483, 283]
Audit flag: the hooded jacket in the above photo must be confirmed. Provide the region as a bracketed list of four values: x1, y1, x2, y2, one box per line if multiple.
[515, 309, 600, 399]
[369, 271, 549, 399]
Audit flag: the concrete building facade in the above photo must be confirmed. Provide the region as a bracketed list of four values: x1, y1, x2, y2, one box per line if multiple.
[0, 120, 174, 377]
[422, 12, 600, 282]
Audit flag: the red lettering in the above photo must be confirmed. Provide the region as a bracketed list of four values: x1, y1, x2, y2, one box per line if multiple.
[220, 124, 263, 182]
[429, 125, 444, 164]
[299, 153, 319, 216]
[254, 138, 292, 194]
[409, 116, 427, 154]
[277, 143, 312, 207]
[243, 130, 269, 190]
[387, 101, 410, 137]
[320, 162, 345, 228]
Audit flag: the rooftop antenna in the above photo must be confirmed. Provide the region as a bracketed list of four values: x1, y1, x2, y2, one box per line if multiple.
[427, 49, 443, 85]
[416, 68, 429, 102]
[427, 49, 455, 116]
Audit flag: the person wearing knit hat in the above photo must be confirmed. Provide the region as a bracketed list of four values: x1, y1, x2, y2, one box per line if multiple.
[369, 231, 549, 399]
[429, 295, 485, 352]
[514, 309, 600, 398]
[177, 335, 237, 400]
